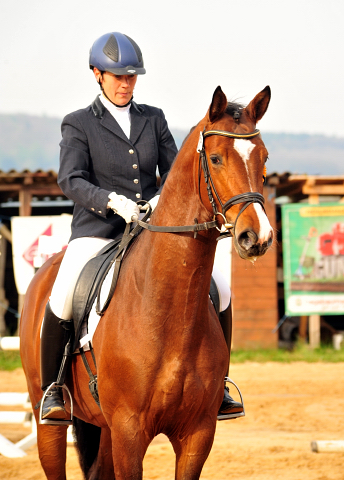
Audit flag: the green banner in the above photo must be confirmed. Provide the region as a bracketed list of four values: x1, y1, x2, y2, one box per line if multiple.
[282, 203, 344, 315]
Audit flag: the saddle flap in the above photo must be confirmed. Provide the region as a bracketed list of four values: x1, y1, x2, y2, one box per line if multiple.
[72, 239, 122, 350]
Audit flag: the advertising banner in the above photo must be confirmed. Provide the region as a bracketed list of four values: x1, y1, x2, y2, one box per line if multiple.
[11, 215, 72, 295]
[282, 203, 344, 315]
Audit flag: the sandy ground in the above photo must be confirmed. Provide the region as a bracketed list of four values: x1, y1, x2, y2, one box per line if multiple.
[0, 362, 344, 479]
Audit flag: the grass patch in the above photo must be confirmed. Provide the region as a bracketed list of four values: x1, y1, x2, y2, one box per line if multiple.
[1, 345, 344, 370]
[231, 343, 344, 363]
[0, 351, 22, 371]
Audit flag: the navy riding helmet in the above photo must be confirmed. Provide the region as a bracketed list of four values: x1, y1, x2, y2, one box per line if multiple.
[89, 32, 146, 75]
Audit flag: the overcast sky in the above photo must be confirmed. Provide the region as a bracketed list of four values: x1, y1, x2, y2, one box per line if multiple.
[1, 0, 343, 137]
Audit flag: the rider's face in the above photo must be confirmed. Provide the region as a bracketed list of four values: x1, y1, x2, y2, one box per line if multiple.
[94, 68, 137, 106]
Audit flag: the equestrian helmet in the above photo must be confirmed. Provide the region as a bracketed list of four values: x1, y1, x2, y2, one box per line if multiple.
[89, 32, 146, 75]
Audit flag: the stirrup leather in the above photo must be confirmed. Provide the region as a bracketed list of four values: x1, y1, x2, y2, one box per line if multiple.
[217, 377, 245, 421]
[39, 382, 73, 426]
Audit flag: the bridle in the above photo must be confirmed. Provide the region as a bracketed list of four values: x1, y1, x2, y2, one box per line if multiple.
[198, 128, 265, 236]
[136, 127, 266, 239]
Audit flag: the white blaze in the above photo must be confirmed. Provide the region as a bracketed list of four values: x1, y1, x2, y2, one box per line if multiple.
[233, 138, 272, 243]
[233, 139, 255, 190]
[253, 204, 273, 242]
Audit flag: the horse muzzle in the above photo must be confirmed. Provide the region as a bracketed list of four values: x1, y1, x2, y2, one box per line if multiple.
[235, 228, 273, 260]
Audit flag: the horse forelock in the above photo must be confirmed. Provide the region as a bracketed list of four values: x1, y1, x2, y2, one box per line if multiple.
[181, 102, 245, 148]
[225, 101, 245, 119]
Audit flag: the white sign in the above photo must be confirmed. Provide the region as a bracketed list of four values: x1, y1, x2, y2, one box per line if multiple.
[287, 294, 344, 313]
[11, 215, 72, 295]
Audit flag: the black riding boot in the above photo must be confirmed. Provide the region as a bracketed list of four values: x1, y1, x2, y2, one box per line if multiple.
[218, 303, 244, 416]
[40, 302, 72, 420]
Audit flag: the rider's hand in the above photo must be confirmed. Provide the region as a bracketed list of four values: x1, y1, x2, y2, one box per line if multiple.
[107, 192, 140, 223]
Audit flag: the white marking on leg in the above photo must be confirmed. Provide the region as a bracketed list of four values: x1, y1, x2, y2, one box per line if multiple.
[253, 203, 273, 242]
[233, 139, 256, 190]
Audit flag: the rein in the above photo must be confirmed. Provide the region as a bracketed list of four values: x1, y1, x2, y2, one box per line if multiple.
[137, 127, 265, 238]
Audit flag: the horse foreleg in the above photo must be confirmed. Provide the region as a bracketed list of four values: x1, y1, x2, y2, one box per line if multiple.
[171, 422, 216, 480]
[37, 423, 68, 480]
[108, 421, 150, 480]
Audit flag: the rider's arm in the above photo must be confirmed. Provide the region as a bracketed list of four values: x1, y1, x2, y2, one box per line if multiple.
[58, 113, 112, 219]
[155, 109, 178, 194]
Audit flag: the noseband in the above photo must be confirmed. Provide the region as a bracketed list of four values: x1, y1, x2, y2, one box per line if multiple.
[198, 128, 265, 235]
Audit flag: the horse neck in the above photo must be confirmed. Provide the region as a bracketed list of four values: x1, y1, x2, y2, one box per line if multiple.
[154, 120, 212, 229]
[139, 120, 218, 304]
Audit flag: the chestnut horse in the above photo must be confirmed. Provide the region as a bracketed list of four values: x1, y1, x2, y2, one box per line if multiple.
[20, 85, 273, 479]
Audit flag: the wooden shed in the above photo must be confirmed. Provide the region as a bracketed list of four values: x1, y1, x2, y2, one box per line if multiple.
[0, 170, 71, 334]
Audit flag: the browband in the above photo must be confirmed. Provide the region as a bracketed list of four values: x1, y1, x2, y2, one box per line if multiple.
[203, 129, 260, 139]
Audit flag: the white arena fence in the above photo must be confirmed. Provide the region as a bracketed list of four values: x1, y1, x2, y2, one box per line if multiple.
[0, 336, 73, 457]
[0, 336, 20, 351]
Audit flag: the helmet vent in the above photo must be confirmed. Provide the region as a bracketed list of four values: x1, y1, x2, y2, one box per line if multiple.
[103, 34, 119, 62]
[124, 35, 142, 63]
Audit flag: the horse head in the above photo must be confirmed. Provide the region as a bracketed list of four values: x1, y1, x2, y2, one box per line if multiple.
[198, 85, 273, 260]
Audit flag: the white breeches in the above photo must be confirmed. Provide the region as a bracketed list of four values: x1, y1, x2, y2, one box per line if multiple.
[212, 237, 232, 312]
[49, 236, 232, 320]
[49, 237, 113, 319]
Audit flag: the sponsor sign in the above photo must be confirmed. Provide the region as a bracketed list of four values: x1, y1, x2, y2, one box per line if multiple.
[11, 215, 72, 295]
[282, 203, 344, 315]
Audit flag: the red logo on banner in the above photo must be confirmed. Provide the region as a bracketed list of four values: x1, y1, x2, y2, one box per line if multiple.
[318, 223, 344, 256]
[22, 225, 53, 267]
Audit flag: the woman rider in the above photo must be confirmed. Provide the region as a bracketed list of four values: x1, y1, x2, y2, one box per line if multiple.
[40, 31, 243, 422]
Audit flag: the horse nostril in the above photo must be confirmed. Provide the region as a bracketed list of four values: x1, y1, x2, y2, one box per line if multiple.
[267, 232, 273, 247]
[237, 230, 258, 250]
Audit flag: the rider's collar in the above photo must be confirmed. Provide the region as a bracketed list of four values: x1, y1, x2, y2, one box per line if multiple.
[100, 94, 131, 114]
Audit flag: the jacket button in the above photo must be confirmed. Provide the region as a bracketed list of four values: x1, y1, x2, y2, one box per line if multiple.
[129, 149, 134, 154]
[136, 193, 141, 198]
[91, 208, 95, 211]
[133, 179, 139, 184]
[132, 164, 138, 169]
[98, 210, 102, 214]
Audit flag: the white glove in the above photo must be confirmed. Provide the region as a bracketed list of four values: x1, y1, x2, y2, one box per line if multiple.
[108, 192, 140, 223]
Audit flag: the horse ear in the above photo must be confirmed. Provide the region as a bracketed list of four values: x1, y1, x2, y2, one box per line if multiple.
[245, 86, 271, 123]
[209, 86, 227, 123]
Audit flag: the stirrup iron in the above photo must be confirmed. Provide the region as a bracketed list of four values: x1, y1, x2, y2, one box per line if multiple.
[217, 376, 245, 421]
[39, 382, 73, 426]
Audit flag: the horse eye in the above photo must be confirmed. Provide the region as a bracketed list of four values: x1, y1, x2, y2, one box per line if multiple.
[210, 156, 221, 165]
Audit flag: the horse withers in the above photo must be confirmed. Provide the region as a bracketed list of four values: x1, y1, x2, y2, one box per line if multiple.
[20, 85, 273, 480]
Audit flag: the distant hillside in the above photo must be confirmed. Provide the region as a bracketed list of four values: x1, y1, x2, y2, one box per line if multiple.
[0, 114, 62, 171]
[262, 133, 344, 175]
[0, 114, 343, 175]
